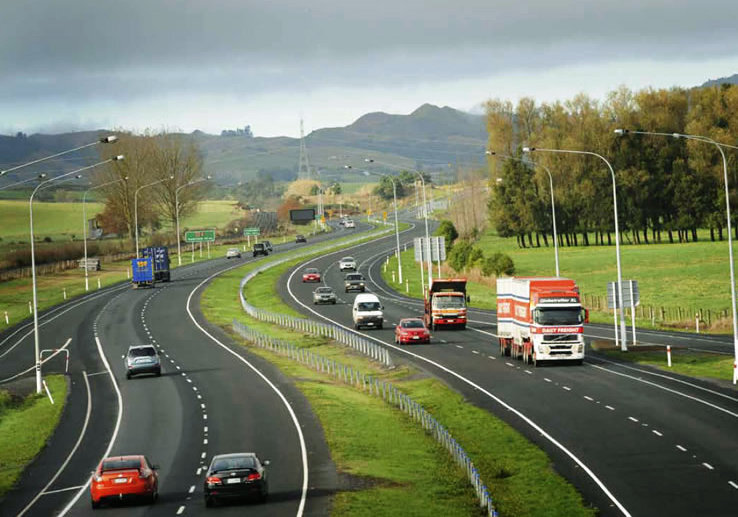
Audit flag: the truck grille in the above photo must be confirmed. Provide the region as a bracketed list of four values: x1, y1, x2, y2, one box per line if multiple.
[543, 334, 579, 343]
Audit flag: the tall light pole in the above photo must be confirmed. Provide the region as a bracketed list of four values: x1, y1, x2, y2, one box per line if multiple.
[29, 156, 123, 393]
[365, 158, 433, 289]
[486, 150, 560, 276]
[82, 176, 128, 290]
[523, 146, 628, 350]
[135, 176, 175, 257]
[362, 170, 403, 283]
[175, 175, 211, 266]
[1, 135, 117, 177]
[0, 173, 48, 191]
[615, 129, 738, 382]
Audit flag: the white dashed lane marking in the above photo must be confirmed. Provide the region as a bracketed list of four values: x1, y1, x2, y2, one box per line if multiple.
[677, 445, 687, 452]
[628, 417, 639, 423]
[703, 463, 714, 470]
[652, 430, 663, 437]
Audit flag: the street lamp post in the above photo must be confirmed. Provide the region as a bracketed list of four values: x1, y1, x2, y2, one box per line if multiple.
[82, 176, 128, 291]
[175, 176, 211, 266]
[0, 173, 48, 191]
[29, 156, 123, 393]
[134, 176, 174, 257]
[362, 170, 403, 283]
[523, 146, 628, 350]
[615, 129, 738, 382]
[1, 135, 117, 177]
[365, 158, 433, 290]
[487, 150, 560, 276]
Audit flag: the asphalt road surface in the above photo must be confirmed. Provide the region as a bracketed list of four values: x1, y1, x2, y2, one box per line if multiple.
[0, 223, 363, 517]
[281, 216, 738, 517]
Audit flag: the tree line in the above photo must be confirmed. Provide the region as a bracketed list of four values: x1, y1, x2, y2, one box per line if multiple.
[486, 84, 738, 247]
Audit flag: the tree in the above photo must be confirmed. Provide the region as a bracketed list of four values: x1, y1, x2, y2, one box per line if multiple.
[373, 176, 406, 200]
[436, 220, 458, 251]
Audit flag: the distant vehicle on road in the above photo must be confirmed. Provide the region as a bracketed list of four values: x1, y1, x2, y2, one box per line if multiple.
[140, 246, 171, 282]
[302, 268, 322, 282]
[339, 256, 357, 271]
[424, 278, 469, 331]
[204, 452, 269, 507]
[395, 318, 431, 344]
[313, 286, 337, 304]
[344, 272, 366, 292]
[352, 293, 383, 329]
[295, 234, 307, 243]
[90, 455, 159, 508]
[226, 248, 241, 259]
[125, 345, 161, 379]
[252, 243, 269, 257]
[131, 256, 155, 288]
[262, 240, 273, 252]
[344, 219, 355, 228]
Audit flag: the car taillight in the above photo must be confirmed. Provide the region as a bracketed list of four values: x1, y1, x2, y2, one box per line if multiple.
[94, 474, 103, 482]
[247, 473, 261, 481]
[206, 476, 222, 485]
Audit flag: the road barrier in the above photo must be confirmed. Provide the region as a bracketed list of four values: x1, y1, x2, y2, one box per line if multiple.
[232, 319, 496, 516]
[239, 228, 395, 367]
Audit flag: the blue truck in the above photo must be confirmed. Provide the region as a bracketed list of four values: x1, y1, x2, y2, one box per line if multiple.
[140, 246, 171, 282]
[131, 257, 155, 288]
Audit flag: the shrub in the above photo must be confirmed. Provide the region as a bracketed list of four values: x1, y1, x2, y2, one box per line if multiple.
[447, 241, 473, 272]
[482, 252, 516, 277]
[42, 236, 52, 243]
[468, 247, 484, 268]
[436, 220, 458, 251]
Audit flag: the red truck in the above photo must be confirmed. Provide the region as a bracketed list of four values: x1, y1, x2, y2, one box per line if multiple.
[424, 278, 469, 330]
[496, 277, 587, 366]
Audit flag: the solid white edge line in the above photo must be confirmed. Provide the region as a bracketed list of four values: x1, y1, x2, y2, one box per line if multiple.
[17, 369, 92, 515]
[58, 336, 123, 516]
[186, 263, 309, 517]
[286, 240, 632, 517]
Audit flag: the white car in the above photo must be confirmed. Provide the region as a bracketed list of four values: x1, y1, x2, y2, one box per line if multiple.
[344, 219, 355, 228]
[339, 256, 357, 271]
[226, 248, 242, 259]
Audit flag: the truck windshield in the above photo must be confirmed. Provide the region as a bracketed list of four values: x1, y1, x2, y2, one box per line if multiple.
[433, 296, 465, 309]
[535, 308, 582, 325]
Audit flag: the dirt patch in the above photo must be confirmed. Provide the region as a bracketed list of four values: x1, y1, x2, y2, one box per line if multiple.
[336, 471, 404, 492]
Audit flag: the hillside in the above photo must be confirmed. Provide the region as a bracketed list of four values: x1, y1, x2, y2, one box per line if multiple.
[701, 73, 738, 88]
[0, 105, 487, 187]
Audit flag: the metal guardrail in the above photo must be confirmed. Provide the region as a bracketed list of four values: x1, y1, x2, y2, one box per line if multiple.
[232, 320, 497, 516]
[238, 227, 395, 366]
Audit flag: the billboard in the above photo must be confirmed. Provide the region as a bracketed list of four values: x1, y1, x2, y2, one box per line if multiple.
[290, 208, 316, 225]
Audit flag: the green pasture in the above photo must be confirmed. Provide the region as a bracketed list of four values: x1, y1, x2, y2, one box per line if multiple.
[0, 200, 104, 243]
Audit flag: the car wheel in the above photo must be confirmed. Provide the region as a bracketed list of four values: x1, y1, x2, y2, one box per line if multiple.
[377, 323, 383, 329]
[126, 372, 131, 380]
[205, 495, 215, 508]
[332, 300, 336, 304]
[155, 368, 161, 377]
[91, 498, 100, 509]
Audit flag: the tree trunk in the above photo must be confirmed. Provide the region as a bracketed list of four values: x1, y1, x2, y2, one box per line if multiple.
[582, 232, 589, 246]
[710, 227, 715, 241]
[535, 232, 541, 247]
[643, 229, 649, 244]
[565, 233, 571, 246]
[691, 227, 698, 242]
[542, 232, 549, 247]
[607, 232, 612, 246]
[718, 226, 724, 241]
[667, 229, 674, 243]
[527, 233, 534, 247]
[573, 233, 579, 246]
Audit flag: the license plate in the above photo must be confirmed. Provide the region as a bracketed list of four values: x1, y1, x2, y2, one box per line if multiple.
[412, 336, 420, 340]
[113, 478, 128, 484]
[366, 322, 374, 326]
[226, 478, 241, 484]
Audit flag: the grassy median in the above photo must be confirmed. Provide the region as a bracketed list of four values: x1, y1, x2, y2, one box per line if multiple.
[0, 375, 67, 497]
[201, 239, 596, 516]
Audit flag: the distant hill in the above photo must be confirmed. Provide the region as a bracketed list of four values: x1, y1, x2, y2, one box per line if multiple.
[701, 74, 738, 88]
[0, 104, 487, 186]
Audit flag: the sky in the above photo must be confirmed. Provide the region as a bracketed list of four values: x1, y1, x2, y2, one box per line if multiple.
[2, 0, 738, 138]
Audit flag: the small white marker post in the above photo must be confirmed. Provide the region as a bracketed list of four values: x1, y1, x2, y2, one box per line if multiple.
[4, 311, 9, 325]
[43, 379, 54, 404]
[207, 241, 210, 259]
[667, 345, 672, 368]
[695, 313, 700, 333]
[392, 271, 396, 283]
[28, 301, 32, 314]
[191, 242, 194, 263]
[126, 268, 130, 279]
[405, 279, 409, 293]
[63, 288, 67, 300]
[97, 278, 101, 289]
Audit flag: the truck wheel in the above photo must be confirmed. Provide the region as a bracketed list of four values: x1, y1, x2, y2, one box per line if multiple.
[572, 359, 583, 366]
[459, 323, 466, 330]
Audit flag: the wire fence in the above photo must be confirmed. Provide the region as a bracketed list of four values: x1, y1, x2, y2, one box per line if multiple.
[238, 227, 395, 367]
[232, 319, 497, 516]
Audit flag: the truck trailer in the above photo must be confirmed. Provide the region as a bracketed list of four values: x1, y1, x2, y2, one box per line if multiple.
[140, 246, 171, 282]
[496, 277, 587, 365]
[131, 257, 155, 288]
[424, 278, 469, 330]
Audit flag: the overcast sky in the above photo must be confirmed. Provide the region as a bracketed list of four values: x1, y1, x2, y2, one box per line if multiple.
[2, 0, 738, 137]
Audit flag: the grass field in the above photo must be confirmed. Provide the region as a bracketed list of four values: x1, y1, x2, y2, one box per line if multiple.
[0, 375, 66, 496]
[200, 237, 595, 516]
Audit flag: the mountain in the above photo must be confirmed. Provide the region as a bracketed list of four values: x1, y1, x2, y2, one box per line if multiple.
[0, 105, 487, 186]
[701, 74, 738, 88]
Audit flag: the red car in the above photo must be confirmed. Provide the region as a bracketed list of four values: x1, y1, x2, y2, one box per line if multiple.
[302, 268, 322, 282]
[90, 455, 159, 508]
[395, 318, 431, 344]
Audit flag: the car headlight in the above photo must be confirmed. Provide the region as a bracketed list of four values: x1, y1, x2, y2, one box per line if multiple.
[539, 345, 550, 354]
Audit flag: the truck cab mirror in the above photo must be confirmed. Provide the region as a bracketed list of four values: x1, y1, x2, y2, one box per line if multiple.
[466, 295, 470, 302]
[583, 308, 589, 324]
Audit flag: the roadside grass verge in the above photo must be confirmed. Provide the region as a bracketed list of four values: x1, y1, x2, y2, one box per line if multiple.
[200, 242, 596, 516]
[0, 375, 66, 497]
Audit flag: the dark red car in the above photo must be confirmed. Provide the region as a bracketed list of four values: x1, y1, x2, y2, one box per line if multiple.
[90, 455, 159, 508]
[395, 318, 431, 344]
[302, 268, 322, 282]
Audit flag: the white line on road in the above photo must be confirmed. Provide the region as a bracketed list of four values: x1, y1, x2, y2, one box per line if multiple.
[729, 481, 738, 490]
[703, 462, 714, 470]
[40, 485, 85, 495]
[177, 505, 185, 514]
[189, 485, 195, 494]
[628, 417, 639, 423]
[605, 405, 615, 411]
[584, 396, 594, 401]
[455, 345, 463, 349]
[652, 430, 663, 437]
[563, 386, 571, 391]
[676, 445, 687, 452]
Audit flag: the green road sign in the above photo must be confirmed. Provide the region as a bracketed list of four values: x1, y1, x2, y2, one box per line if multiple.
[184, 229, 216, 243]
[243, 227, 260, 236]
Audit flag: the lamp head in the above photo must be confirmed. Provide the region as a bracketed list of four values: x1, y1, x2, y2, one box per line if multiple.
[101, 135, 118, 144]
[0, 170, 6, 176]
[485, 150, 495, 155]
[364, 158, 374, 163]
[123, 176, 129, 181]
[613, 128, 628, 135]
[344, 165, 352, 169]
[39, 173, 47, 179]
[672, 133, 682, 139]
[113, 155, 124, 161]
[206, 175, 212, 180]
[522, 147, 534, 153]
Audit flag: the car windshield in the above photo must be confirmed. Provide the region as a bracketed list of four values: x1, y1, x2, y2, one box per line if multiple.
[254, 244, 265, 249]
[402, 320, 425, 328]
[433, 296, 465, 309]
[229, 249, 238, 252]
[305, 268, 319, 274]
[316, 287, 333, 294]
[128, 347, 156, 357]
[357, 302, 380, 311]
[102, 458, 141, 471]
[347, 274, 363, 281]
[211, 456, 256, 472]
[342, 257, 354, 262]
[535, 308, 583, 325]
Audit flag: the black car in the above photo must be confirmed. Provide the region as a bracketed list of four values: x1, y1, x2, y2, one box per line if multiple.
[295, 234, 307, 243]
[204, 453, 269, 507]
[252, 243, 268, 257]
[344, 273, 366, 293]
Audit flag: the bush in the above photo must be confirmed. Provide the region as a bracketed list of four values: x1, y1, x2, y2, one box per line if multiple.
[468, 247, 484, 268]
[436, 220, 458, 251]
[447, 241, 473, 272]
[42, 236, 52, 243]
[482, 252, 515, 277]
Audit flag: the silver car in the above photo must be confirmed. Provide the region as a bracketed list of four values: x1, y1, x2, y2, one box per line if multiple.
[339, 256, 357, 271]
[125, 345, 161, 379]
[313, 286, 337, 305]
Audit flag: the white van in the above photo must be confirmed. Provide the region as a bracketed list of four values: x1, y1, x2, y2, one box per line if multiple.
[352, 293, 383, 330]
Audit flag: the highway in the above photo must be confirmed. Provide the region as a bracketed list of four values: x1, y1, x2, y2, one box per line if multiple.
[281, 216, 738, 517]
[0, 225, 357, 517]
